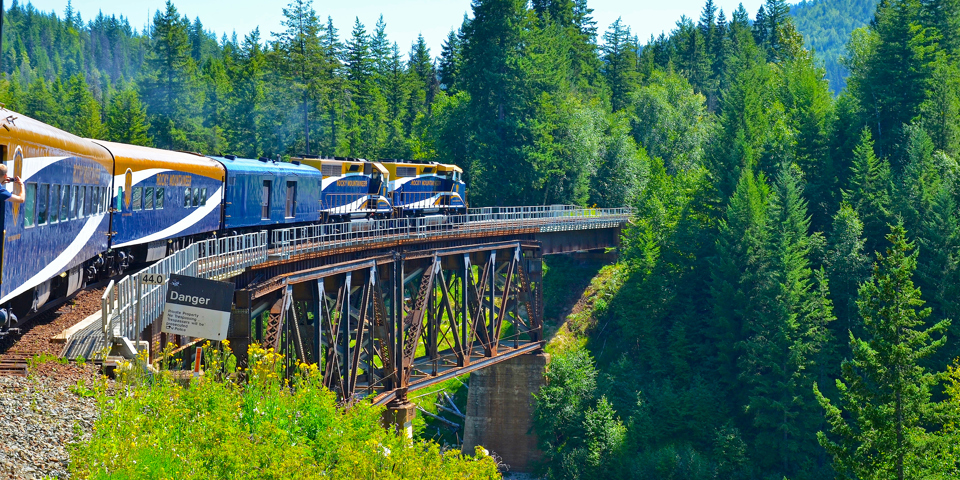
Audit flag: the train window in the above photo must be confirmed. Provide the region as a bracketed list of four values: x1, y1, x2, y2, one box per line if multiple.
[144, 187, 154, 210]
[348, 164, 360, 172]
[200, 188, 207, 207]
[24, 183, 36, 228]
[156, 187, 164, 209]
[70, 186, 78, 219]
[285, 182, 296, 218]
[94, 187, 101, 214]
[76, 186, 85, 218]
[84, 186, 92, 216]
[183, 188, 191, 207]
[132, 187, 142, 211]
[37, 184, 49, 225]
[423, 167, 434, 174]
[261, 180, 271, 219]
[60, 185, 69, 222]
[49, 185, 60, 224]
[192, 187, 200, 207]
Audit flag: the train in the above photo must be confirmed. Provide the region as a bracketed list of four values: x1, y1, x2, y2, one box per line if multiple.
[0, 108, 467, 325]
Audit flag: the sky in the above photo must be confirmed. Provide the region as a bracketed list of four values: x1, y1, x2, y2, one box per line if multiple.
[17, 0, 770, 56]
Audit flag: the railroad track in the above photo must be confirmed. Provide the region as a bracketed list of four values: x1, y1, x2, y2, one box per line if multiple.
[0, 287, 107, 376]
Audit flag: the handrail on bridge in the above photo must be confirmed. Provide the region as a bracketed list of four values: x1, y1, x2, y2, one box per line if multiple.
[101, 206, 631, 345]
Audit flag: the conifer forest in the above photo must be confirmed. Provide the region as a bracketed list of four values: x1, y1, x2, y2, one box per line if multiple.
[4, 0, 960, 478]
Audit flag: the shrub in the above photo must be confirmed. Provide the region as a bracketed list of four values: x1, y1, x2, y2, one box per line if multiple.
[69, 343, 499, 479]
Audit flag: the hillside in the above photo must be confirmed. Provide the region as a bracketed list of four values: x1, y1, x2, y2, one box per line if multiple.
[791, 0, 880, 92]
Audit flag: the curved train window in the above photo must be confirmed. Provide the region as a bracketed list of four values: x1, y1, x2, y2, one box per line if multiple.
[84, 186, 92, 216]
[24, 183, 36, 228]
[60, 185, 70, 222]
[192, 187, 200, 207]
[77, 186, 85, 218]
[50, 185, 60, 224]
[70, 186, 78, 219]
[183, 188, 191, 207]
[156, 187, 164, 209]
[200, 188, 207, 207]
[37, 184, 49, 225]
[144, 187, 154, 210]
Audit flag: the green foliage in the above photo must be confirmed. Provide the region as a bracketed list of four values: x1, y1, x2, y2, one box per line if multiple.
[790, 0, 881, 92]
[69, 344, 498, 479]
[815, 225, 950, 480]
[533, 347, 626, 479]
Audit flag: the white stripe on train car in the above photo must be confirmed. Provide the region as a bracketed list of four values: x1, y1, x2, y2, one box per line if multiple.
[111, 187, 223, 248]
[9, 156, 70, 182]
[0, 212, 107, 304]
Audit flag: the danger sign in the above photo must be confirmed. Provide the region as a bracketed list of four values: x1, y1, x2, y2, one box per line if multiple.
[161, 274, 235, 341]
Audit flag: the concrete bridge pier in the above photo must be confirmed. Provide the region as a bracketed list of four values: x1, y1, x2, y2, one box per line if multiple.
[382, 399, 417, 438]
[462, 352, 549, 473]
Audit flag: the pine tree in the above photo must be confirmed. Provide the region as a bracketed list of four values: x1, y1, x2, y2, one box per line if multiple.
[741, 163, 831, 476]
[601, 18, 636, 113]
[438, 29, 461, 92]
[710, 167, 770, 415]
[106, 86, 152, 146]
[272, 0, 324, 155]
[63, 74, 104, 139]
[826, 204, 871, 346]
[816, 224, 950, 480]
[142, 0, 203, 150]
[844, 128, 893, 256]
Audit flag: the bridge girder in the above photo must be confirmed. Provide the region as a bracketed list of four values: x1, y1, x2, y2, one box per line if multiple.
[230, 241, 545, 404]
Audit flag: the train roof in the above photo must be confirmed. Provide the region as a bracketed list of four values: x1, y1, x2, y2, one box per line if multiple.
[0, 108, 112, 162]
[211, 155, 323, 177]
[379, 160, 463, 178]
[92, 140, 224, 180]
[292, 157, 388, 176]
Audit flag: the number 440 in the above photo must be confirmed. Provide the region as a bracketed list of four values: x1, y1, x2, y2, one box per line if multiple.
[141, 273, 165, 285]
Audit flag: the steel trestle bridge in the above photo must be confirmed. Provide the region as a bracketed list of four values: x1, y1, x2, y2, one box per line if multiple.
[68, 205, 630, 404]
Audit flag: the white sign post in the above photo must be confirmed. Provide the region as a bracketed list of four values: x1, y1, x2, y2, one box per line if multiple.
[161, 274, 235, 341]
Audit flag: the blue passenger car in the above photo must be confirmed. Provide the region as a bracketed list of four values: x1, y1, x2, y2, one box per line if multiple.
[1, 116, 114, 310]
[215, 156, 322, 230]
[98, 141, 226, 261]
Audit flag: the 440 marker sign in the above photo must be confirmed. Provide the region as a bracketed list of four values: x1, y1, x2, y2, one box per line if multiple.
[140, 273, 165, 285]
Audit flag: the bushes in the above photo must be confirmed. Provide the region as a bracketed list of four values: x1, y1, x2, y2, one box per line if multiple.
[69, 343, 498, 479]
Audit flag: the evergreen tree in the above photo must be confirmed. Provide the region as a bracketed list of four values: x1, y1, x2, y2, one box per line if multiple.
[844, 128, 893, 255]
[438, 29, 462, 92]
[710, 167, 770, 413]
[142, 0, 204, 150]
[272, 0, 324, 155]
[601, 18, 636, 113]
[106, 86, 152, 146]
[816, 224, 950, 480]
[826, 204, 871, 346]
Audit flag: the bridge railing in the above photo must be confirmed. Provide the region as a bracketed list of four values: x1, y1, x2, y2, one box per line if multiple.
[102, 232, 268, 343]
[270, 206, 632, 259]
